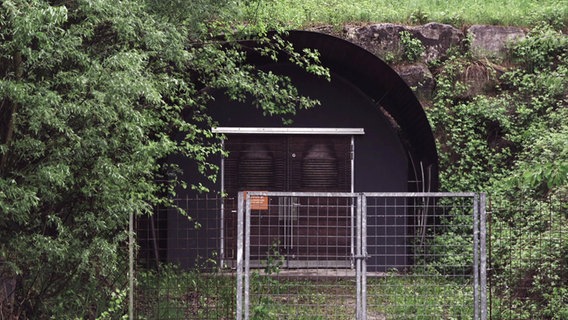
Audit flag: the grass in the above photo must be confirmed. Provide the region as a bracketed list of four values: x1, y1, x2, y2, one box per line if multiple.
[136, 266, 474, 319]
[368, 275, 474, 319]
[135, 266, 236, 319]
[249, 274, 356, 320]
[249, 275, 473, 319]
[237, 0, 568, 29]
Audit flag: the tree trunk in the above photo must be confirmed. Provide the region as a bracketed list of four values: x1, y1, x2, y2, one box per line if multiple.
[0, 259, 17, 320]
[0, 51, 22, 174]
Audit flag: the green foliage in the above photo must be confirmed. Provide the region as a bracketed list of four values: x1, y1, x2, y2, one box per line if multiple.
[369, 275, 473, 318]
[236, 0, 568, 28]
[429, 23, 568, 319]
[407, 8, 429, 25]
[399, 31, 424, 62]
[430, 24, 568, 193]
[499, 26, 568, 194]
[262, 241, 284, 275]
[137, 265, 235, 319]
[248, 276, 353, 319]
[511, 24, 568, 72]
[140, 267, 474, 319]
[96, 289, 128, 320]
[489, 197, 568, 320]
[429, 54, 512, 191]
[0, 0, 325, 318]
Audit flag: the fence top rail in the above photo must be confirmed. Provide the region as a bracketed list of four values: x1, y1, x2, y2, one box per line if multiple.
[240, 191, 481, 198]
[242, 191, 358, 198]
[363, 192, 480, 198]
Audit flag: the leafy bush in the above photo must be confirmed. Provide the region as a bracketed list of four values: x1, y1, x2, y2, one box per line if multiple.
[428, 23, 568, 319]
[399, 31, 425, 62]
[0, 0, 324, 318]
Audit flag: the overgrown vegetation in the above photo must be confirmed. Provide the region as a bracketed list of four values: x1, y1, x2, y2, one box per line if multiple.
[428, 24, 568, 319]
[369, 274, 473, 318]
[136, 265, 235, 319]
[1, 0, 567, 319]
[0, 0, 325, 318]
[137, 266, 473, 320]
[238, 0, 568, 29]
[399, 30, 425, 62]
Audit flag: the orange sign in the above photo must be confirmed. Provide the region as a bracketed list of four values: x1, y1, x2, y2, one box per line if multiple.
[244, 191, 269, 210]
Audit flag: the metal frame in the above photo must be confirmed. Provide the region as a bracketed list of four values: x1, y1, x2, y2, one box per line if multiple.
[220, 140, 225, 268]
[218, 129, 364, 269]
[236, 191, 487, 320]
[474, 194, 480, 319]
[213, 127, 365, 135]
[236, 192, 244, 320]
[480, 193, 488, 320]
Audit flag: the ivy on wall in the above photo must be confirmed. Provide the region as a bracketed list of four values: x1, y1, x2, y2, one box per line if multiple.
[427, 23, 568, 319]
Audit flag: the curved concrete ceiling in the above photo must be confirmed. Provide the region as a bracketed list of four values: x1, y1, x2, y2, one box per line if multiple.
[242, 30, 439, 190]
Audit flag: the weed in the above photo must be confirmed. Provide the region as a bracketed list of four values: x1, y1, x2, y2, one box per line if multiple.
[399, 31, 425, 62]
[263, 241, 285, 275]
[408, 8, 429, 25]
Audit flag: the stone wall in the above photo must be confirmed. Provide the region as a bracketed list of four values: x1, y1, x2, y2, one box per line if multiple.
[309, 23, 527, 101]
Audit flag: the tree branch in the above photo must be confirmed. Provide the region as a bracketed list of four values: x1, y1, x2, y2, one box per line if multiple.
[0, 52, 23, 175]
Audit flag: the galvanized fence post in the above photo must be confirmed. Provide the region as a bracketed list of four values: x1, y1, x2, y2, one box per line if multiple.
[128, 211, 134, 320]
[480, 193, 488, 320]
[361, 193, 367, 320]
[244, 192, 251, 320]
[356, 194, 362, 319]
[236, 192, 244, 320]
[473, 193, 480, 320]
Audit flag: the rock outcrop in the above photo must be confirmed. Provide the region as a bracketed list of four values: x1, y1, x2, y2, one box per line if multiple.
[343, 23, 464, 63]
[468, 25, 526, 59]
[393, 63, 434, 100]
[311, 23, 529, 100]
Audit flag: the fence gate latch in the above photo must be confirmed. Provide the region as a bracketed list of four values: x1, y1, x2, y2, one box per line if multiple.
[353, 253, 369, 260]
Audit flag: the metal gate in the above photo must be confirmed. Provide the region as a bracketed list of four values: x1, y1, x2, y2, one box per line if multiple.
[236, 192, 487, 320]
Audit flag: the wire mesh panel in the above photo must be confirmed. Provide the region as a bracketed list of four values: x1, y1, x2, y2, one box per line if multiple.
[488, 195, 567, 320]
[240, 192, 360, 320]
[133, 192, 485, 319]
[238, 192, 486, 320]
[364, 193, 484, 320]
[135, 196, 237, 319]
